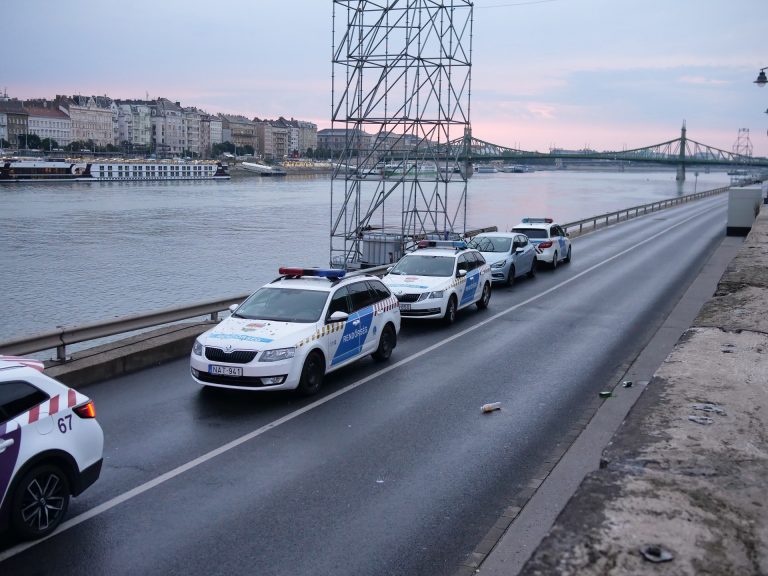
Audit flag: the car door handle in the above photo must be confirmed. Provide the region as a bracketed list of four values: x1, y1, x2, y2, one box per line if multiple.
[0, 438, 14, 453]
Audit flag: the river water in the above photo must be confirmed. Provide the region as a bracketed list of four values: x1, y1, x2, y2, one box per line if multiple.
[0, 168, 729, 341]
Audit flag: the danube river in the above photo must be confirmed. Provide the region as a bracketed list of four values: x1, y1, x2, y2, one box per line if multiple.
[0, 169, 730, 341]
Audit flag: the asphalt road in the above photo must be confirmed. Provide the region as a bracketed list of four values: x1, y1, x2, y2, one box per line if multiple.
[0, 196, 728, 576]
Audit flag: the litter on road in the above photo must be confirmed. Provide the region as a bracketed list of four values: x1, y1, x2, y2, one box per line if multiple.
[688, 415, 714, 425]
[481, 402, 502, 413]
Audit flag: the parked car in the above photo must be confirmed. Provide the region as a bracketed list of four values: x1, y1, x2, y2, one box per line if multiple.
[0, 357, 103, 540]
[511, 218, 572, 269]
[191, 268, 401, 395]
[469, 232, 537, 285]
[382, 240, 492, 324]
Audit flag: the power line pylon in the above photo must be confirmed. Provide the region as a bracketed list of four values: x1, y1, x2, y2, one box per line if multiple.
[732, 128, 753, 158]
[329, 1, 474, 268]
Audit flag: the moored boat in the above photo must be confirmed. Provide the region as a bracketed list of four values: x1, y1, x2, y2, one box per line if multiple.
[0, 158, 230, 182]
[241, 161, 286, 176]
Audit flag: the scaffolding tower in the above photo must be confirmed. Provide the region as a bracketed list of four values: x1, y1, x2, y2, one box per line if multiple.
[329, 1, 474, 269]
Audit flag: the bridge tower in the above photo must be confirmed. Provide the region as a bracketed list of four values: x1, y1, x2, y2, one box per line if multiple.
[676, 121, 687, 182]
[329, 1, 474, 269]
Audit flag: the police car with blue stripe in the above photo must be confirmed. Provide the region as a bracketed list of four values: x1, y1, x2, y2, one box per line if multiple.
[382, 240, 492, 324]
[511, 218, 572, 269]
[190, 268, 401, 395]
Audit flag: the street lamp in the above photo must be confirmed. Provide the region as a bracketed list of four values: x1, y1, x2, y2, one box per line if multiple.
[755, 67, 768, 87]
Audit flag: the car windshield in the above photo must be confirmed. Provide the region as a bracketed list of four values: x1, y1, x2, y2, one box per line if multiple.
[389, 254, 455, 277]
[512, 227, 547, 239]
[233, 287, 328, 323]
[469, 236, 512, 253]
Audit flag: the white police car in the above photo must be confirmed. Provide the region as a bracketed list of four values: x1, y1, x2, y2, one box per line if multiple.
[382, 240, 492, 324]
[190, 268, 401, 395]
[511, 218, 572, 269]
[0, 356, 104, 540]
[469, 232, 537, 286]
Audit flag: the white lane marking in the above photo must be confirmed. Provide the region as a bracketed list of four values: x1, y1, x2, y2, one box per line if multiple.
[0, 200, 722, 562]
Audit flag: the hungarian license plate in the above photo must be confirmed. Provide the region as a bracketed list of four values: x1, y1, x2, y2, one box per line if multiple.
[399, 303, 411, 311]
[209, 364, 242, 377]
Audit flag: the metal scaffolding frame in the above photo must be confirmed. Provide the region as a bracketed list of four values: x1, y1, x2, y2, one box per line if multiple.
[329, 0, 473, 268]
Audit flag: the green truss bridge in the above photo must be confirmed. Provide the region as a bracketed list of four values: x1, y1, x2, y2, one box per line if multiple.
[449, 124, 768, 181]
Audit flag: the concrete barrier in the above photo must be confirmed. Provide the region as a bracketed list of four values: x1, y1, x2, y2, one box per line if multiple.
[44, 322, 214, 388]
[518, 208, 768, 574]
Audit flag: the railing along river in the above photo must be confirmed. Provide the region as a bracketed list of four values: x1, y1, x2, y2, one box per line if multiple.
[0, 185, 730, 362]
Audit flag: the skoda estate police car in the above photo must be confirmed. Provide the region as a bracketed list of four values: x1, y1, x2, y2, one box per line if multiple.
[511, 218, 572, 269]
[382, 240, 492, 324]
[0, 356, 103, 540]
[191, 268, 400, 395]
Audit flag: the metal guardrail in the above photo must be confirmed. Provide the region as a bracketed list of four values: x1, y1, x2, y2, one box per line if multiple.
[0, 186, 730, 361]
[0, 296, 250, 361]
[559, 186, 730, 237]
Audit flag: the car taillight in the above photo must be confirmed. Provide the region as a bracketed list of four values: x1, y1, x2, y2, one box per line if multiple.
[73, 400, 96, 419]
[538, 241, 553, 249]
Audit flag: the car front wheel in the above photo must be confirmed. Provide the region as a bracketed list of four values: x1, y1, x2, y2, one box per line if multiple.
[297, 350, 325, 396]
[564, 246, 572, 263]
[443, 296, 458, 325]
[372, 324, 396, 361]
[506, 265, 515, 286]
[11, 464, 71, 540]
[551, 251, 558, 270]
[476, 282, 491, 309]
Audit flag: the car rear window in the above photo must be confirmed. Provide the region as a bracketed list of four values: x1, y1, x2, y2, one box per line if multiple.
[512, 227, 548, 239]
[0, 380, 49, 423]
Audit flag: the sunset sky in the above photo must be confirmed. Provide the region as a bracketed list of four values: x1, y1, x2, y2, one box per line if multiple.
[5, 0, 767, 156]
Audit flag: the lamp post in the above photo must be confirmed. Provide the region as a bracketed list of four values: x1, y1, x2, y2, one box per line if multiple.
[755, 67, 767, 87]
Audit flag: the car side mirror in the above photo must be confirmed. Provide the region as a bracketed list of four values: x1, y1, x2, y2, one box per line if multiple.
[457, 269, 467, 278]
[515, 247, 525, 254]
[327, 311, 349, 323]
[386, 266, 393, 273]
[228, 304, 239, 312]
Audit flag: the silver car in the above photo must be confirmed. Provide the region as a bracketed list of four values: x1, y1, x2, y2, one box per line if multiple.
[469, 232, 537, 286]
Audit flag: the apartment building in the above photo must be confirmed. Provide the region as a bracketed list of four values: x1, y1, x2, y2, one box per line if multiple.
[0, 99, 28, 147]
[219, 114, 256, 152]
[116, 101, 152, 150]
[317, 128, 373, 156]
[151, 98, 184, 156]
[56, 95, 115, 146]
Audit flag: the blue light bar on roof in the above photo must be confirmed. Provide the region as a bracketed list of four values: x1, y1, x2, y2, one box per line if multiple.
[416, 240, 468, 250]
[279, 267, 346, 279]
[521, 217, 553, 224]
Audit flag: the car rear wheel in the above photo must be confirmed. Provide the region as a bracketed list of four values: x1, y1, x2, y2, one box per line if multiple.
[297, 350, 324, 396]
[11, 464, 71, 540]
[564, 246, 572, 263]
[506, 265, 515, 286]
[372, 324, 396, 361]
[476, 282, 491, 310]
[527, 257, 536, 278]
[551, 252, 558, 270]
[443, 296, 458, 325]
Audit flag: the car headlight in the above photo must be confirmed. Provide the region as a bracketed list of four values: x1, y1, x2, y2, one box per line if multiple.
[192, 339, 203, 356]
[418, 290, 444, 301]
[491, 260, 506, 269]
[259, 347, 296, 362]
